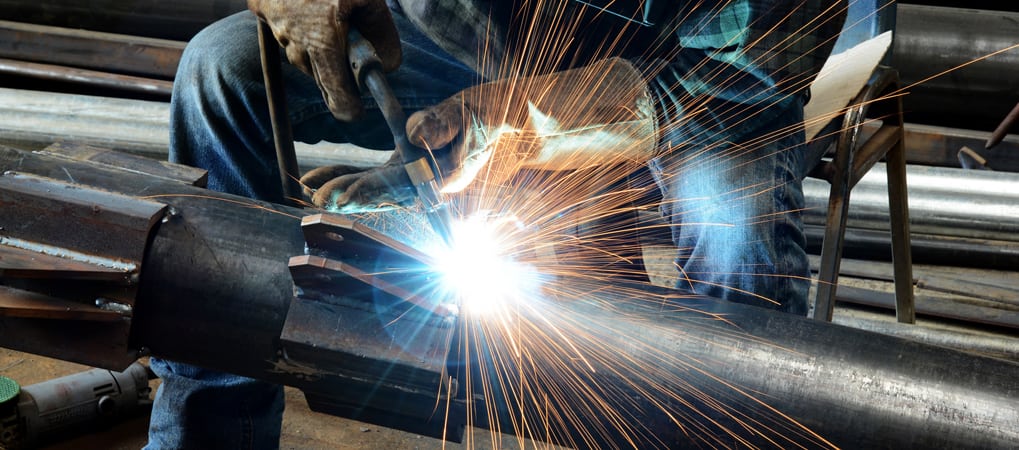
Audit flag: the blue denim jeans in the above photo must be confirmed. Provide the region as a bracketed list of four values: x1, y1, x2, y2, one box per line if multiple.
[649, 97, 814, 315]
[146, 10, 477, 449]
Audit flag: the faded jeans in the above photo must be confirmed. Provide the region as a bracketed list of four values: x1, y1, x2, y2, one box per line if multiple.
[148, 8, 817, 449]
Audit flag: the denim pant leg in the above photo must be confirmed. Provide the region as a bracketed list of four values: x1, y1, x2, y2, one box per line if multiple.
[650, 103, 812, 315]
[148, 10, 477, 450]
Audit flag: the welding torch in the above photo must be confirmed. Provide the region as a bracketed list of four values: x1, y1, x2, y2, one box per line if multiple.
[346, 31, 456, 247]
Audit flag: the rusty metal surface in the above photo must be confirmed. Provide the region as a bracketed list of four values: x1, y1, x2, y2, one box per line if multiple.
[41, 142, 207, 187]
[987, 99, 1019, 149]
[811, 67, 914, 323]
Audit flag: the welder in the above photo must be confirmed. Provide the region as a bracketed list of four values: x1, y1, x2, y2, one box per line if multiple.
[145, 1, 846, 448]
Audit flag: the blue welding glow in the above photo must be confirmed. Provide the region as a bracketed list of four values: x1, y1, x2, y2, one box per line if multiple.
[434, 214, 543, 316]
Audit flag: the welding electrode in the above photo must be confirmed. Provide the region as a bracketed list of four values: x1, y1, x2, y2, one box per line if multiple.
[347, 31, 455, 246]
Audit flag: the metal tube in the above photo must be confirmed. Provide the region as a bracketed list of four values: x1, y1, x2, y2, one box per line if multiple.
[0, 20, 184, 80]
[803, 163, 1019, 242]
[0, 57, 173, 98]
[892, 4, 1019, 130]
[2, 146, 1017, 448]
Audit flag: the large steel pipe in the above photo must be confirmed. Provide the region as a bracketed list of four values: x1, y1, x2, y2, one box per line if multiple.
[804, 162, 1019, 241]
[1, 146, 1018, 448]
[893, 4, 1019, 130]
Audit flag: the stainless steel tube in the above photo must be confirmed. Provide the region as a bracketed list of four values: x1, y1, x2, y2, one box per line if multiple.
[804, 162, 1019, 241]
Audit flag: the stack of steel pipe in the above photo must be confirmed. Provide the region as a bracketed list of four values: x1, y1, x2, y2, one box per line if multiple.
[0, 20, 185, 99]
[803, 162, 1019, 269]
[0, 0, 245, 99]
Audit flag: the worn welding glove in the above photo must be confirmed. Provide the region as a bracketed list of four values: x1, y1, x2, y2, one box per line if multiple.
[300, 151, 415, 212]
[406, 57, 659, 193]
[248, 0, 401, 120]
[306, 58, 658, 212]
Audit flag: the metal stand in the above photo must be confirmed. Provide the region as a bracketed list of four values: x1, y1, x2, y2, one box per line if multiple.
[808, 66, 914, 323]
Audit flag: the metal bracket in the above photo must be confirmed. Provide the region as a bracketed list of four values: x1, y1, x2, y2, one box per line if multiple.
[281, 213, 463, 441]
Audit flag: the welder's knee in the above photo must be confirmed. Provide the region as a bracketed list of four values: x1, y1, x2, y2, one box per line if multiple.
[173, 12, 264, 116]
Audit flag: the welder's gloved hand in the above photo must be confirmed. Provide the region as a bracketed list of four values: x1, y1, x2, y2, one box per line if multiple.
[248, 0, 401, 120]
[406, 57, 659, 193]
[300, 153, 415, 212]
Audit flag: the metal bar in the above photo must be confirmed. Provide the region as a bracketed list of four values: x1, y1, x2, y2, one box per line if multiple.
[812, 68, 913, 325]
[832, 284, 1019, 330]
[0, 172, 165, 266]
[805, 225, 1019, 271]
[0, 245, 128, 281]
[0, 57, 173, 98]
[811, 86, 865, 322]
[0, 87, 391, 169]
[0, 1, 248, 42]
[885, 94, 916, 324]
[810, 255, 1019, 309]
[0, 19, 185, 79]
[0, 286, 126, 322]
[831, 307, 1019, 363]
[987, 99, 1019, 149]
[257, 19, 303, 206]
[849, 123, 898, 187]
[40, 141, 207, 187]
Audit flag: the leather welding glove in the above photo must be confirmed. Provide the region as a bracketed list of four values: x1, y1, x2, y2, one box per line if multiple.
[300, 151, 415, 212]
[407, 57, 659, 193]
[248, 0, 401, 120]
[306, 57, 658, 212]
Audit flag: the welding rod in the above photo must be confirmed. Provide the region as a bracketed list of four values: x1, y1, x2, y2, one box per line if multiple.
[986, 99, 1019, 149]
[257, 19, 303, 206]
[346, 30, 455, 246]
